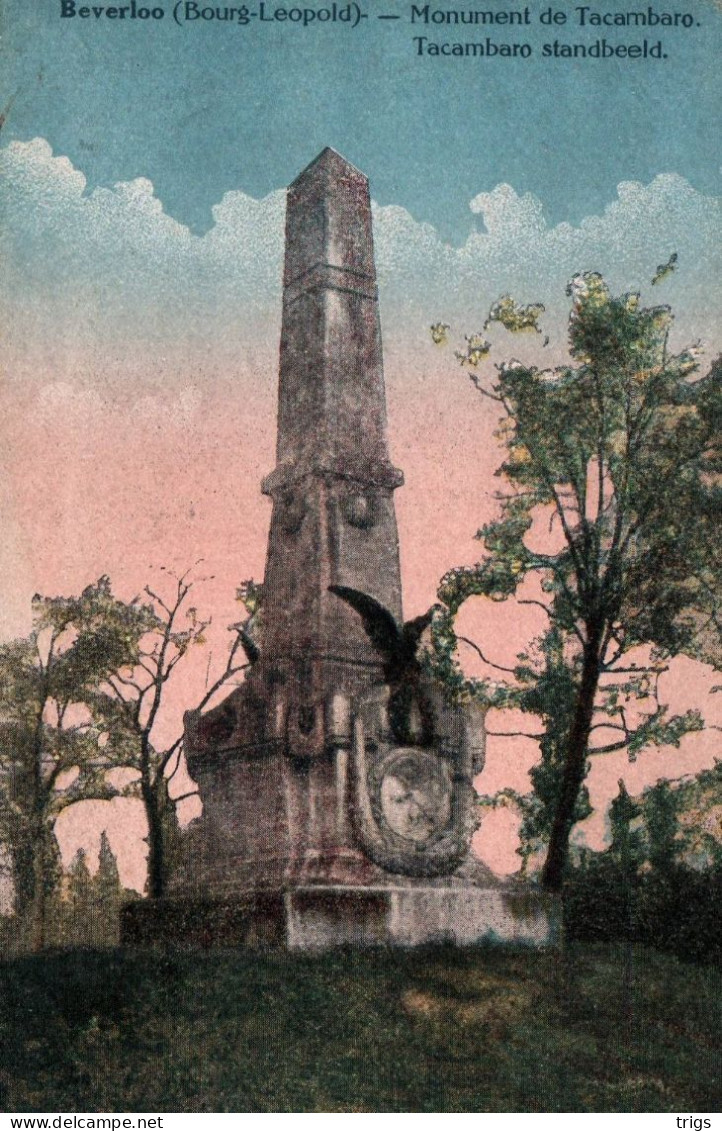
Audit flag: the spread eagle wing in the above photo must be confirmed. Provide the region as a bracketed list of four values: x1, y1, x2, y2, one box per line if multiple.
[401, 607, 437, 659]
[328, 585, 401, 663]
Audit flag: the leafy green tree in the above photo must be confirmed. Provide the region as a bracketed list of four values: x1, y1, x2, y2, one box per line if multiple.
[56, 833, 127, 947]
[608, 779, 643, 873]
[0, 579, 148, 950]
[96, 830, 121, 905]
[634, 765, 722, 872]
[457, 625, 592, 876]
[675, 761, 722, 868]
[436, 273, 721, 890]
[94, 831, 126, 946]
[63, 847, 94, 946]
[643, 780, 679, 872]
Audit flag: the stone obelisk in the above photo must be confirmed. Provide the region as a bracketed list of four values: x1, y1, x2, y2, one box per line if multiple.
[175, 149, 410, 903]
[259, 147, 404, 762]
[123, 150, 558, 950]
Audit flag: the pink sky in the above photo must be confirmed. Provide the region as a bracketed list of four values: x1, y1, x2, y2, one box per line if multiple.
[3, 344, 717, 894]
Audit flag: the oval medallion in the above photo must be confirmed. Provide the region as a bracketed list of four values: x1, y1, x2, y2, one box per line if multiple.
[341, 491, 377, 529]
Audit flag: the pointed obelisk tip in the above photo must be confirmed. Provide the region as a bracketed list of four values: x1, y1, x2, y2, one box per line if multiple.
[284, 147, 374, 284]
[291, 146, 367, 188]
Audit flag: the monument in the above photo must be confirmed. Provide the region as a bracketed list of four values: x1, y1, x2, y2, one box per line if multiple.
[123, 149, 558, 949]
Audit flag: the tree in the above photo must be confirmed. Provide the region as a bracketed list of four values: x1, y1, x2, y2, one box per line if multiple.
[642, 764, 722, 871]
[63, 847, 94, 946]
[86, 567, 249, 899]
[57, 833, 127, 947]
[94, 831, 126, 946]
[643, 780, 679, 872]
[0, 579, 147, 950]
[436, 273, 721, 891]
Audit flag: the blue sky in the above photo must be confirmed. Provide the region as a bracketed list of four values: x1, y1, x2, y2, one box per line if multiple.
[2, 0, 720, 243]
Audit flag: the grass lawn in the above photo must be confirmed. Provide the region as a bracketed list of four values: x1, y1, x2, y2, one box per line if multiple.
[1, 942, 720, 1113]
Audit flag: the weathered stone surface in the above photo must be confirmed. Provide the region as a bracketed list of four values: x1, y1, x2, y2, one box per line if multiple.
[179, 149, 414, 890]
[124, 150, 559, 950]
[122, 884, 560, 951]
[285, 885, 560, 950]
[273, 148, 399, 486]
[186, 149, 405, 781]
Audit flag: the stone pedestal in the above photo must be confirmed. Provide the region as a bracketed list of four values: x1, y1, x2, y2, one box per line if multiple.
[122, 883, 559, 951]
[123, 731, 559, 951]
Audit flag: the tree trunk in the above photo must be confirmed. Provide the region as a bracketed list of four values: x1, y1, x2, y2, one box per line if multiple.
[29, 827, 48, 953]
[28, 727, 48, 952]
[142, 775, 165, 900]
[541, 634, 602, 892]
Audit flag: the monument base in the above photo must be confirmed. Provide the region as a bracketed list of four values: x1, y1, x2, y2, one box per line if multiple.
[121, 883, 560, 951]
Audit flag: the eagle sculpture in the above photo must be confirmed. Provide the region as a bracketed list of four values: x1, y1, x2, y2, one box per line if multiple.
[329, 585, 439, 746]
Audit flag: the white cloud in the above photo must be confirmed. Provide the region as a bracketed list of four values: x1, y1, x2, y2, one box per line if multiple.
[1, 138, 720, 381]
[0, 138, 284, 366]
[469, 183, 547, 238]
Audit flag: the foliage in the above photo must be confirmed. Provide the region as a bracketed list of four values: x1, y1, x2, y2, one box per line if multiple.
[0, 578, 147, 948]
[433, 273, 721, 888]
[669, 760, 722, 868]
[565, 767, 722, 966]
[455, 333, 492, 367]
[429, 321, 450, 346]
[608, 779, 643, 866]
[0, 567, 248, 941]
[628, 763, 722, 871]
[644, 780, 678, 871]
[42, 834, 132, 949]
[512, 628, 593, 873]
[564, 859, 722, 968]
[484, 293, 545, 335]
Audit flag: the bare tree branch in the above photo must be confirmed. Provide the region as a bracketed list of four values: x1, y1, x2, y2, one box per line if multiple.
[486, 729, 545, 740]
[458, 635, 517, 674]
[170, 789, 200, 804]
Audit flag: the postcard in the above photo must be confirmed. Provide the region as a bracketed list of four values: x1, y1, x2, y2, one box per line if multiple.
[1, 0, 720, 1114]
